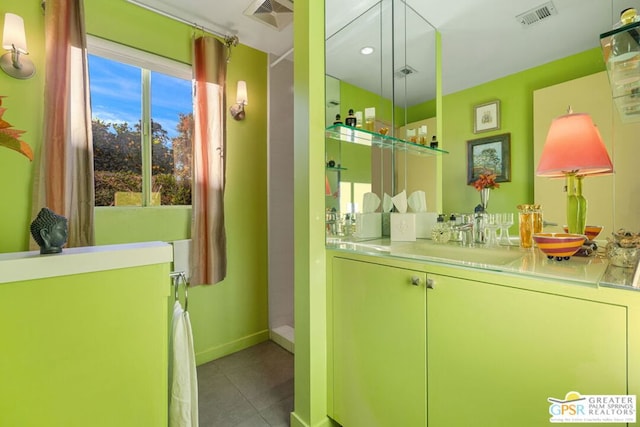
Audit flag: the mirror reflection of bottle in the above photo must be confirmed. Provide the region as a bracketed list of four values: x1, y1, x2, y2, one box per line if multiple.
[355, 111, 363, 128]
[333, 114, 343, 125]
[345, 109, 357, 127]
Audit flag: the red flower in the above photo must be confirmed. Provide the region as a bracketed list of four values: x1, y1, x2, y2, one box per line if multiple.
[472, 171, 500, 191]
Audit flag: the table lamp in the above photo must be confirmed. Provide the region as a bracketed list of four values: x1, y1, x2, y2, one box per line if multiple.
[536, 110, 613, 235]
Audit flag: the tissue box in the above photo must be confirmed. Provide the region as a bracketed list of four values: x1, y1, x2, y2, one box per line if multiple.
[354, 213, 382, 239]
[415, 212, 439, 239]
[390, 213, 416, 241]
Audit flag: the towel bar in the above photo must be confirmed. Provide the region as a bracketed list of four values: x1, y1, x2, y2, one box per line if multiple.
[170, 271, 188, 312]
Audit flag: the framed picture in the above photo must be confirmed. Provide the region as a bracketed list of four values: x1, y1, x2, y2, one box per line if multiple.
[467, 133, 511, 184]
[473, 100, 500, 133]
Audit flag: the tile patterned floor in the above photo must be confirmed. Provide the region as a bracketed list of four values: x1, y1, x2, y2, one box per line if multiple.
[197, 340, 294, 426]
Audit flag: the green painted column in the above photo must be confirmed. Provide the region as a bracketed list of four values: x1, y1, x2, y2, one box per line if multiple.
[292, 1, 332, 427]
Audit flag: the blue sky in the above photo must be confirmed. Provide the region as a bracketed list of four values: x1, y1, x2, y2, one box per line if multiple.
[88, 54, 192, 140]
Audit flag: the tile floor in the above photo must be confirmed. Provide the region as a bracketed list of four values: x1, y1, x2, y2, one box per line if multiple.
[197, 340, 294, 426]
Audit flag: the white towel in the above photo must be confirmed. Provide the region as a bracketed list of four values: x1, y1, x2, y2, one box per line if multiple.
[169, 301, 199, 427]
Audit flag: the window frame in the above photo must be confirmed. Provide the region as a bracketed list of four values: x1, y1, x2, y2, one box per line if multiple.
[87, 35, 193, 207]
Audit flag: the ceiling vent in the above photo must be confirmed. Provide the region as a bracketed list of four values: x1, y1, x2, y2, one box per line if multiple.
[516, 1, 557, 27]
[244, 0, 294, 31]
[394, 65, 417, 79]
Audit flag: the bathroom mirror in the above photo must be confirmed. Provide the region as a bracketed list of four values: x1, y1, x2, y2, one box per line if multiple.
[325, 0, 436, 129]
[325, 0, 438, 216]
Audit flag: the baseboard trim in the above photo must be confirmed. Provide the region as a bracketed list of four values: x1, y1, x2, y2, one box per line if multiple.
[270, 325, 295, 353]
[290, 412, 337, 427]
[195, 329, 270, 365]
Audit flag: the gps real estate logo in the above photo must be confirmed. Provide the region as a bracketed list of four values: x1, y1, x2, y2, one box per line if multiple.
[548, 391, 636, 423]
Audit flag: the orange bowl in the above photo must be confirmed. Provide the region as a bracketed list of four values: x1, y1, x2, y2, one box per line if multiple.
[533, 233, 586, 260]
[562, 225, 604, 241]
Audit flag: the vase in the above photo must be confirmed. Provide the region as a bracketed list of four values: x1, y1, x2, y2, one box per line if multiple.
[566, 173, 583, 234]
[575, 175, 587, 235]
[480, 188, 490, 212]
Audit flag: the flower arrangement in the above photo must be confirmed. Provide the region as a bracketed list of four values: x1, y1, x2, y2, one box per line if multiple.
[472, 170, 500, 191]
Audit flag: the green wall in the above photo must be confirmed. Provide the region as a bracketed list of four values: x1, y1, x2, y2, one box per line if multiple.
[1, 0, 269, 364]
[339, 80, 393, 125]
[439, 48, 606, 217]
[339, 80, 437, 129]
[328, 48, 605, 223]
[0, 1, 45, 252]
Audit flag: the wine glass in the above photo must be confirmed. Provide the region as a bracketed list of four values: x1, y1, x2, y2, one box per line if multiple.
[484, 213, 500, 247]
[498, 212, 515, 245]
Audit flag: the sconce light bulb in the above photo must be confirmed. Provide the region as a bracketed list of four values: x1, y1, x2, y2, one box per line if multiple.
[230, 81, 248, 120]
[236, 80, 248, 105]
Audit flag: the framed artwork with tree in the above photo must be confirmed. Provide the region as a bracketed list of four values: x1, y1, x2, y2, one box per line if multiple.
[466, 133, 511, 184]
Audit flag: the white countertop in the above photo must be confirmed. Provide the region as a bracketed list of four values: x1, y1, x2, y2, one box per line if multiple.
[0, 241, 173, 284]
[326, 238, 640, 290]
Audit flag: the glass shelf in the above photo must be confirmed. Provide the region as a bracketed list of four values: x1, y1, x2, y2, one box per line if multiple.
[600, 21, 640, 122]
[326, 166, 348, 171]
[325, 124, 449, 155]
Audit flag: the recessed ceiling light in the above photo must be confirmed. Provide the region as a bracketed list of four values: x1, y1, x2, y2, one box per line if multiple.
[360, 46, 374, 55]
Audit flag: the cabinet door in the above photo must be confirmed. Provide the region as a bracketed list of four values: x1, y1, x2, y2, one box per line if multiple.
[427, 274, 627, 427]
[332, 257, 427, 427]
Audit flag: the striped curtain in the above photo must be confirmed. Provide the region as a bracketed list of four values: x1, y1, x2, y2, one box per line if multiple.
[190, 36, 227, 285]
[31, 0, 94, 249]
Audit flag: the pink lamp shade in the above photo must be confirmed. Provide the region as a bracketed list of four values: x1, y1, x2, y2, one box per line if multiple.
[536, 113, 613, 177]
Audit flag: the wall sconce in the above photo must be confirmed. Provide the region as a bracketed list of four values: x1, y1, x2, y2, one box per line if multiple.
[536, 109, 613, 235]
[230, 80, 248, 121]
[1, 13, 35, 79]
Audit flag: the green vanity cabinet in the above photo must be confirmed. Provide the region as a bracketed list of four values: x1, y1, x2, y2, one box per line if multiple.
[330, 256, 428, 427]
[328, 252, 632, 427]
[427, 273, 627, 427]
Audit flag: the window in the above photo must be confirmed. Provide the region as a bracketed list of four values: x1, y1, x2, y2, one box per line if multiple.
[88, 36, 193, 206]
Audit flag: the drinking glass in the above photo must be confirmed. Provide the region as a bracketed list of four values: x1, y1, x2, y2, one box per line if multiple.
[484, 213, 500, 246]
[498, 213, 514, 245]
[458, 214, 475, 246]
[518, 205, 534, 248]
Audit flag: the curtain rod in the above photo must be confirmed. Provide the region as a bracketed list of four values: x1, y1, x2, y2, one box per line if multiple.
[126, 0, 237, 42]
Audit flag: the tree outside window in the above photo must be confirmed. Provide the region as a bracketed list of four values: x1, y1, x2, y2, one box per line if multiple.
[88, 50, 193, 207]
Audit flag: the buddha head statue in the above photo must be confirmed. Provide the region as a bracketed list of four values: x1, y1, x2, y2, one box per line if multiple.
[30, 207, 68, 254]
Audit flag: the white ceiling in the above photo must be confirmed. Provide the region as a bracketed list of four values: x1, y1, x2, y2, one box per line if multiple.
[128, 0, 640, 103]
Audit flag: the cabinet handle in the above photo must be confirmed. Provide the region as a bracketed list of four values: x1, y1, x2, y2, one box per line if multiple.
[426, 278, 435, 289]
[410, 276, 422, 286]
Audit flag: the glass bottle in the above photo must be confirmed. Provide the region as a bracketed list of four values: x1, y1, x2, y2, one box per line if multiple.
[575, 176, 587, 235]
[431, 214, 451, 243]
[448, 214, 460, 242]
[344, 109, 357, 127]
[566, 174, 580, 234]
